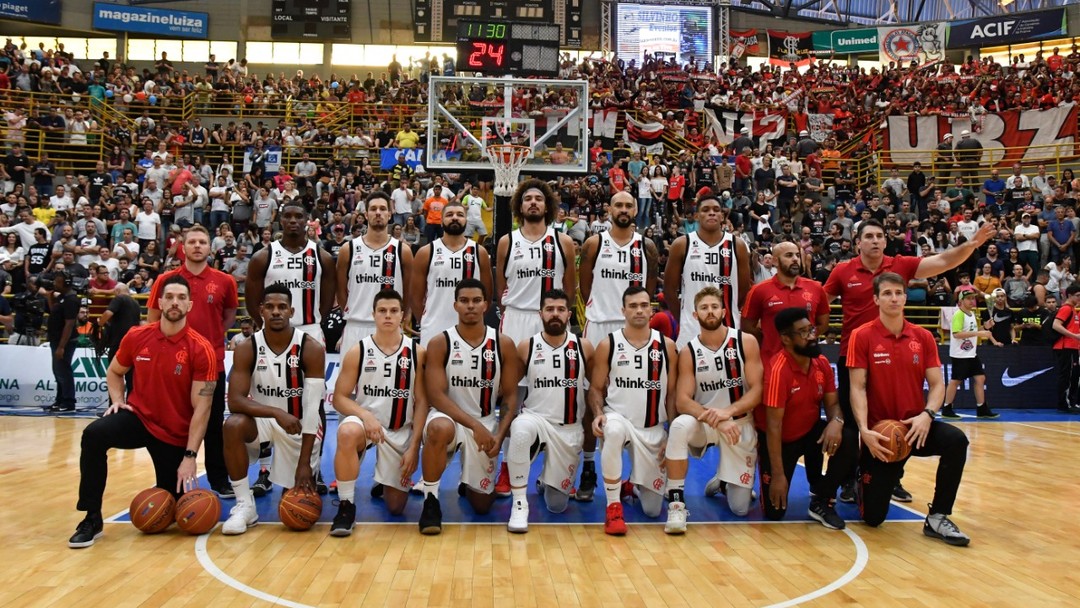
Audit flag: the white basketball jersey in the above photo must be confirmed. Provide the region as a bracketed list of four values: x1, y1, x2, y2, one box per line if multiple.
[344, 236, 404, 324]
[680, 231, 741, 329]
[604, 329, 671, 428]
[443, 326, 502, 419]
[522, 333, 586, 425]
[355, 335, 417, 430]
[687, 328, 748, 410]
[501, 226, 566, 312]
[249, 328, 309, 418]
[264, 241, 324, 327]
[422, 238, 481, 338]
[586, 231, 646, 324]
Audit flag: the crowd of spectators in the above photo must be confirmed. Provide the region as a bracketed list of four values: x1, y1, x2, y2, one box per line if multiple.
[1, 38, 1080, 346]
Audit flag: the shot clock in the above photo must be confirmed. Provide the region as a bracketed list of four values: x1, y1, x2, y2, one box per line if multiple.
[455, 20, 561, 76]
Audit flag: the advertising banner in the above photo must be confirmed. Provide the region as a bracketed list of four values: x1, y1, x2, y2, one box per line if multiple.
[878, 23, 946, 67]
[730, 29, 762, 57]
[767, 30, 814, 67]
[947, 7, 1067, 49]
[379, 147, 427, 171]
[0, 0, 62, 24]
[812, 28, 878, 55]
[883, 103, 1079, 168]
[242, 145, 282, 175]
[92, 2, 208, 39]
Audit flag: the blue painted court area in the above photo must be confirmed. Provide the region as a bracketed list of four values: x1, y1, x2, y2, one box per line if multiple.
[111, 416, 937, 527]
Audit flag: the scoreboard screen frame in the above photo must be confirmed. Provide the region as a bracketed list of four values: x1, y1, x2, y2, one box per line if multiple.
[455, 19, 561, 76]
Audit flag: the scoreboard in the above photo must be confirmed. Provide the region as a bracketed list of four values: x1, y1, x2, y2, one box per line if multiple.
[272, 0, 351, 42]
[415, 0, 581, 48]
[455, 20, 561, 76]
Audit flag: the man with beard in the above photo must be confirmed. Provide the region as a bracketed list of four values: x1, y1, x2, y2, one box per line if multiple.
[575, 190, 659, 501]
[506, 289, 594, 533]
[248, 203, 336, 346]
[758, 307, 856, 529]
[68, 275, 216, 548]
[663, 191, 751, 349]
[664, 287, 762, 533]
[147, 225, 238, 498]
[410, 201, 491, 348]
[742, 242, 831, 367]
[337, 192, 413, 351]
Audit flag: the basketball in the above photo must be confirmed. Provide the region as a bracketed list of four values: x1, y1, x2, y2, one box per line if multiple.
[279, 489, 323, 531]
[174, 489, 221, 535]
[873, 419, 912, 463]
[129, 487, 175, 534]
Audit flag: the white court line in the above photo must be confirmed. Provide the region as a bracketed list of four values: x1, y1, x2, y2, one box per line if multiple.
[763, 527, 869, 608]
[1010, 422, 1080, 437]
[195, 531, 317, 608]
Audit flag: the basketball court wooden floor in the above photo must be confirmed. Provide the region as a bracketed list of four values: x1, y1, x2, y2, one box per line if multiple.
[1, 411, 1078, 607]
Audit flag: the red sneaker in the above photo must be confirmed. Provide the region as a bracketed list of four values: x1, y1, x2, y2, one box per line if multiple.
[605, 502, 628, 536]
[495, 462, 512, 497]
[620, 480, 636, 502]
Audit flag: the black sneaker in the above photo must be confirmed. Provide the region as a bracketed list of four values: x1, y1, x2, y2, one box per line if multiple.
[315, 471, 328, 495]
[370, 483, 384, 499]
[68, 512, 103, 549]
[48, 404, 75, 413]
[457, 482, 468, 497]
[838, 480, 856, 504]
[976, 405, 999, 419]
[575, 466, 597, 502]
[891, 483, 913, 503]
[419, 495, 442, 535]
[251, 468, 272, 498]
[808, 498, 845, 530]
[329, 500, 356, 537]
[924, 510, 971, 547]
[940, 405, 961, 419]
[214, 484, 235, 499]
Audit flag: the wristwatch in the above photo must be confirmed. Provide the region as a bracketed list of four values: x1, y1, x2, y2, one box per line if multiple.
[923, 408, 937, 421]
[183, 449, 198, 459]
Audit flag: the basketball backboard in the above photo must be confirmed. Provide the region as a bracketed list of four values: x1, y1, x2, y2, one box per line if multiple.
[424, 76, 590, 175]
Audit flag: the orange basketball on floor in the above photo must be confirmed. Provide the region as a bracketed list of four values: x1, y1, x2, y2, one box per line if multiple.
[279, 488, 322, 531]
[130, 487, 175, 534]
[873, 419, 912, 463]
[174, 489, 221, 535]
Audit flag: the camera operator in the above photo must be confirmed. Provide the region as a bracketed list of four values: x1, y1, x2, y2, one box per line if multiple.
[45, 270, 80, 413]
[9, 275, 47, 346]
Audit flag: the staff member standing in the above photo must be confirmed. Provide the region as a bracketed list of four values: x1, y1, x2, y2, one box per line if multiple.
[68, 275, 217, 548]
[45, 270, 80, 412]
[146, 225, 238, 498]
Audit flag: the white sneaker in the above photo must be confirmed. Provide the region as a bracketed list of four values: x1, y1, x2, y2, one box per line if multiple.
[221, 500, 258, 535]
[507, 498, 529, 533]
[665, 501, 689, 535]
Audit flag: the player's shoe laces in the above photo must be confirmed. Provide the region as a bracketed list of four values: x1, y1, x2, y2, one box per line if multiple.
[329, 500, 356, 537]
[940, 405, 961, 419]
[507, 498, 529, 533]
[976, 404, 999, 419]
[575, 465, 597, 502]
[68, 512, 103, 549]
[494, 462, 512, 497]
[221, 499, 258, 535]
[419, 495, 443, 535]
[664, 501, 688, 535]
[808, 497, 845, 530]
[924, 509, 971, 547]
[251, 468, 272, 498]
[892, 483, 913, 503]
[604, 502, 628, 535]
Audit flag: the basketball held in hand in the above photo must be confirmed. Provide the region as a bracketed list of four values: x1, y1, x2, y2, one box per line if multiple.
[279, 488, 323, 531]
[872, 419, 912, 463]
[130, 487, 175, 534]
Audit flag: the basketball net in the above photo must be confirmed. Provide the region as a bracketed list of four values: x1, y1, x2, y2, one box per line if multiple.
[485, 143, 532, 197]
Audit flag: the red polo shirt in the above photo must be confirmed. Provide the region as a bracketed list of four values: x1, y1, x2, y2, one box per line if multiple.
[823, 254, 921, 352]
[115, 323, 217, 447]
[1053, 304, 1080, 350]
[743, 275, 830, 364]
[147, 264, 238, 366]
[758, 351, 835, 442]
[846, 318, 940, 429]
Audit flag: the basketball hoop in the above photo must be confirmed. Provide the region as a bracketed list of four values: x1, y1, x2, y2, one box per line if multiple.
[485, 143, 533, 197]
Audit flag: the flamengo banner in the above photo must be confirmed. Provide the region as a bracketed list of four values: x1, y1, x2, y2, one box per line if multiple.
[947, 7, 1067, 49]
[0, 346, 344, 409]
[883, 103, 1080, 168]
[703, 106, 787, 152]
[768, 30, 814, 66]
[878, 23, 946, 67]
[730, 29, 761, 57]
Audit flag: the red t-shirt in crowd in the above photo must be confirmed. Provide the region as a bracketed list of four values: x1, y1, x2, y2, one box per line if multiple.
[147, 265, 239, 366]
[735, 155, 752, 178]
[609, 167, 627, 192]
[742, 275, 831, 365]
[115, 323, 217, 447]
[1053, 304, 1080, 350]
[823, 254, 921, 353]
[758, 351, 836, 443]
[649, 310, 677, 340]
[846, 318, 940, 429]
[667, 174, 686, 201]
